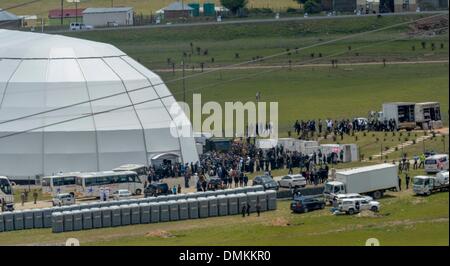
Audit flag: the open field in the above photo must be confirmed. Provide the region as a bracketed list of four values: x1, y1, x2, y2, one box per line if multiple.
[1, 0, 299, 16]
[1, 168, 448, 246]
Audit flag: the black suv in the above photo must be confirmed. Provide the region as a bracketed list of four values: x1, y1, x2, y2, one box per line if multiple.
[253, 175, 279, 190]
[144, 182, 172, 197]
[290, 196, 325, 213]
[207, 177, 223, 190]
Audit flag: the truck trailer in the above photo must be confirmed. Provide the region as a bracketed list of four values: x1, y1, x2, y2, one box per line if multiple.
[324, 163, 398, 202]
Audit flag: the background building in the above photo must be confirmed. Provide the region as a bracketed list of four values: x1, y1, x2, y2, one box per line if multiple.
[0, 29, 198, 181]
[161, 2, 194, 19]
[0, 9, 21, 29]
[82, 7, 134, 27]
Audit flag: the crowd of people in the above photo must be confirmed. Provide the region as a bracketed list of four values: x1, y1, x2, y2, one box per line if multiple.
[292, 117, 399, 138]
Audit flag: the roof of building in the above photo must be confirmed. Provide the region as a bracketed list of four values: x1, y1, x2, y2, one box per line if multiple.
[48, 8, 85, 18]
[163, 2, 194, 11]
[82, 7, 133, 14]
[0, 9, 20, 21]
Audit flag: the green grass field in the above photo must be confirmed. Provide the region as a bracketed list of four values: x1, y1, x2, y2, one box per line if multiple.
[1, 0, 299, 16]
[1, 181, 447, 246]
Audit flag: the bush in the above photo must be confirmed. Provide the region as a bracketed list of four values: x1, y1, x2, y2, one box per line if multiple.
[304, 0, 322, 14]
[248, 8, 274, 14]
[286, 7, 299, 13]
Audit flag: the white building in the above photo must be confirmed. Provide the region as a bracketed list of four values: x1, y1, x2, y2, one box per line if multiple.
[0, 29, 198, 181]
[82, 7, 134, 27]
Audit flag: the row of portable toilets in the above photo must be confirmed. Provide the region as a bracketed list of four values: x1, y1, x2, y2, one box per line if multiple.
[0, 186, 276, 233]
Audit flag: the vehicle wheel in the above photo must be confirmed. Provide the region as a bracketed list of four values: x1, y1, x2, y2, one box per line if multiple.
[303, 208, 309, 213]
[371, 206, 378, 212]
[348, 208, 355, 215]
[320, 204, 325, 209]
[289, 183, 292, 189]
[373, 191, 382, 199]
[135, 189, 142, 195]
[426, 191, 431, 196]
[69, 192, 75, 197]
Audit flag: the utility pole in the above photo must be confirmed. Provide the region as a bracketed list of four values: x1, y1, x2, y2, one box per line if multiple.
[61, 0, 64, 25]
[182, 60, 186, 104]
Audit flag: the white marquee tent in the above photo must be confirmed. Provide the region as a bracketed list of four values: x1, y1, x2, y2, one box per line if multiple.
[0, 29, 198, 180]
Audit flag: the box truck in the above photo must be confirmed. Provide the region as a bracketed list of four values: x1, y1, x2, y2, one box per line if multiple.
[382, 102, 416, 130]
[413, 171, 449, 196]
[414, 102, 443, 130]
[324, 163, 398, 202]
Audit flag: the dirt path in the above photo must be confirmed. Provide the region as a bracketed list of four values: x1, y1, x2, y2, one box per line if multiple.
[154, 60, 449, 73]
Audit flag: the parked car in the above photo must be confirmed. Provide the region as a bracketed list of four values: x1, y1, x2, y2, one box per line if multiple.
[253, 175, 279, 190]
[69, 22, 93, 31]
[291, 196, 325, 213]
[336, 198, 380, 215]
[52, 193, 75, 206]
[112, 189, 132, 200]
[278, 174, 306, 188]
[144, 182, 171, 197]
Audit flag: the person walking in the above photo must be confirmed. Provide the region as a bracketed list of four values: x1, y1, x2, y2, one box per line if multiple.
[405, 173, 410, 190]
[246, 203, 251, 216]
[33, 190, 38, 204]
[241, 204, 246, 217]
[413, 155, 419, 170]
[398, 175, 402, 191]
[419, 153, 426, 168]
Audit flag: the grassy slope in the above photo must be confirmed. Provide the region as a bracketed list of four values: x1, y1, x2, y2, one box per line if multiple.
[1, 0, 298, 16]
[1, 186, 447, 246]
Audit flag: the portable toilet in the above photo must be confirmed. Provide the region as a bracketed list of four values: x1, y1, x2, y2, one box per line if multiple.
[140, 203, 151, 224]
[187, 198, 199, 219]
[227, 194, 239, 215]
[3, 212, 13, 231]
[23, 209, 34, 229]
[91, 207, 102, 228]
[207, 196, 218, 217]
[110, 205, 121, 227]
[72, 210, 83, 231]
[203, 190, 215, 198]
[62, 211, 73, 232]
[144, 197, 157, 204]
[255, 191, 267, 211]
[81, 209, 93, 230]
[101, 207, 112, 228]
[223, 188, 237, 196]
[185, 192, 198, 200]
[178, 199, 189, 220]
[32, 209, 43, 228]
[120, 204, 131, 226]
[149, 202, 160, 223]
[52, 212, 64, 233]
[13, 210, 24, 230]
[234, 187, 246, 194]
[198, 197, 209, 218]
[217, 195, 228, 216]
[0, 213, 4, 232]
[189, 3, 200, 17]
[266, 190, 277, 210]
[247, 192, 258, 213]
[42, 208, 53, 228]
[236, 193, 248, 212]
[159, 202, 170, 222]
[203, 2, 216, 16]
[168, 200, 179, 221]
[156, 195, 170, 203]
[251, 185, 264, 192]
[130, 203, 140, 224]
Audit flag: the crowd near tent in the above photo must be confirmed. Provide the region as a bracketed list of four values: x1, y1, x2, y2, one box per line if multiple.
[0, 30, 198, 181]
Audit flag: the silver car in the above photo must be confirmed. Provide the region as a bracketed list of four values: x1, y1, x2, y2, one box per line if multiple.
[52, 193, 75, 206]
[278, 174, 307, 188]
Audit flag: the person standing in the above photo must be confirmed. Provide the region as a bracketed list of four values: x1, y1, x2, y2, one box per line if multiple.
[177, 184, 182, 194]
[247, 203, 251, 216]
[241, 204, 246, 217]
[21, 192, 26, 206]
[33, 190, 38, 204]
[256, 201, 261, 217]
[405, 174, 410, 190]
[398, 175, 402, 191]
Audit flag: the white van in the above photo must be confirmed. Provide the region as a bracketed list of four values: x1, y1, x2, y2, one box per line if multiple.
[424, 154, 449, 174]
[70, 22, 93, 31]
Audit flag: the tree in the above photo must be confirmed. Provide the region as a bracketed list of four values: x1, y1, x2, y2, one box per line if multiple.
[221, 0, 248, 14]
[304, 0, 322, 14]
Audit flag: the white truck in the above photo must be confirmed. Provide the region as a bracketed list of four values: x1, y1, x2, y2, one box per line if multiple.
[382, 102, 416, 130]
[324, 163, 398, 202]
[413, 171, 449, 196]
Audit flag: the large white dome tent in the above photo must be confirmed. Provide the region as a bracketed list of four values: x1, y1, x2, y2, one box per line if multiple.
[0, 29, 198, 181]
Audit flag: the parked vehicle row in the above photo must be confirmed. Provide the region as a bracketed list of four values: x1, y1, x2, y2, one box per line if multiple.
[413, 171, 449, 196]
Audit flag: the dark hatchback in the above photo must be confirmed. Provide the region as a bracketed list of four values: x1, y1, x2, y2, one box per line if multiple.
[144, 182, 172, 197]
[253, 175, 279, 191]
[290, 196, 326, 213]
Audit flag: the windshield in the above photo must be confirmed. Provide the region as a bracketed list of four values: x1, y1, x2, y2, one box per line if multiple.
[425, 159, 437, 165]
[262, 177, 273, 183]
[324, 183, 333, 193]
[413, 179, 424, 185]
[0, 179, 12, 195]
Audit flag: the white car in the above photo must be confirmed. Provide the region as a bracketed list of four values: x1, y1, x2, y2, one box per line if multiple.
[112, 189, 132, 200]
[337, 198, 380, 215]
[334, 193, 373, 202]
[52, 193, 75, 207]
[70, 22, 93, 31]
[278, 174, 307, 188]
